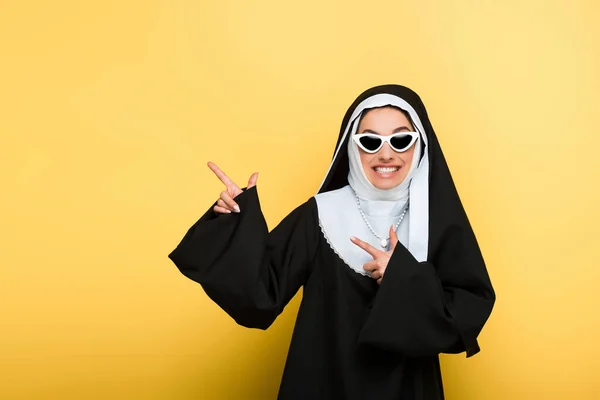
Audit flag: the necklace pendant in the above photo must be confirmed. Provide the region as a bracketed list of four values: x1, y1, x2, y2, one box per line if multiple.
[380, 238, 388, 248]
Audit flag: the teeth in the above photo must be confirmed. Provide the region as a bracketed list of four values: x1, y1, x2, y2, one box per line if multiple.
[375, 167, 399, 173]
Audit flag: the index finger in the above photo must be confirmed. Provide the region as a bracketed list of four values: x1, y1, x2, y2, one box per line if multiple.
[350, 236, 383, 259]
[207, 162, 236, 188]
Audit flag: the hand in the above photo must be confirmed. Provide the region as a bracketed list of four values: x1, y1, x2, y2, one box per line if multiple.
[350, 226, 399, 284]
[207, 161, 258, 214]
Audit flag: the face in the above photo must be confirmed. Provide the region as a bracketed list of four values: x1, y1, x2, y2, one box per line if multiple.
[355, 106, 417, 190]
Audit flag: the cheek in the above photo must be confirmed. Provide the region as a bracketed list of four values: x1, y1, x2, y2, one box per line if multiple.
[359, 152, 373, 171]
[401, 146, 416, 166]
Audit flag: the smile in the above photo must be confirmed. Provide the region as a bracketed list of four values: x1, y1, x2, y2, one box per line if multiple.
[373, 166, 400, 174]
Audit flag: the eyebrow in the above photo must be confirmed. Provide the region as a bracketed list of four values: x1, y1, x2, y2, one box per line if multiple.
[360, 126, 412, 134]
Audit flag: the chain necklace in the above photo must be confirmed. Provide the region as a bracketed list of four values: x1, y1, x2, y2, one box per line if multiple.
[354, 191, 409, 248]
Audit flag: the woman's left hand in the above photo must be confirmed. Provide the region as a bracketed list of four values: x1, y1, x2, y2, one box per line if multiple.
[350, 226, 399, 285]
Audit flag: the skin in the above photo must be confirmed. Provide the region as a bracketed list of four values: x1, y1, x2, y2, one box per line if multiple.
[209, 106, 417, 285]
[350, 228, 399, 285]
[355, 106, 417, 190]
[208, 161, 257, 215]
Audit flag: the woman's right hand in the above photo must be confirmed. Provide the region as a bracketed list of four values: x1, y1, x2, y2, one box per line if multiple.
[208, 161, 259, 214]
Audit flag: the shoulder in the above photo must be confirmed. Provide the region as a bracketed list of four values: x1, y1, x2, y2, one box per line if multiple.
[312, 185, 353, 216]
[313, 185, 353, 204]
[313, 185, 354, 203]
[274, 186, 353, 226]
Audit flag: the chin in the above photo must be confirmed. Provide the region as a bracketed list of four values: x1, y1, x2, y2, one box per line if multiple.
[370, 178, 405, 190]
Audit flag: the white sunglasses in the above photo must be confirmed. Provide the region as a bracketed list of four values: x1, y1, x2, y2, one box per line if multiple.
[352, 132, 419, 153]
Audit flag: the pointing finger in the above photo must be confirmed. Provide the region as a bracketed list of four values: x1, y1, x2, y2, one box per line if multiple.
[208, 161, 237, 189]
[350, 236, 382, 259]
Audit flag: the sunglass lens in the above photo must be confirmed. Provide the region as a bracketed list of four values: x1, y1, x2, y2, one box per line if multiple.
[358, 136, 382, 152]
[390, 135, 413, 151]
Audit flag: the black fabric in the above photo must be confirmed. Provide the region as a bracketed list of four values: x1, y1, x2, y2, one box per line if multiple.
[168, 84, 495, 399]
[170, 186, 318, 331]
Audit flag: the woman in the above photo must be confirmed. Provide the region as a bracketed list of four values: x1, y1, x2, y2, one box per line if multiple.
[168, 84, 495, 399]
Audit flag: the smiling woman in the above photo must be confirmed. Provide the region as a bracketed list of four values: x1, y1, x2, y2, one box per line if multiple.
[354, 106, 418, 189]
[168, 84, 495, 399]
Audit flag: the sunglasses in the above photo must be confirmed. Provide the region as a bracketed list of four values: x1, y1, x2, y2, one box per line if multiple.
[352, 131, 419, 153]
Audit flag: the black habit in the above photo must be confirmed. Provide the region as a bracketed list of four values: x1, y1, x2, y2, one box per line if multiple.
[168, 85, 495, 399]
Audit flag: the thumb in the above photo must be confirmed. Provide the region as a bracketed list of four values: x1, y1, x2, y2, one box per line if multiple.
[247, 172, 259, 188]
[389, 225, 399, 251]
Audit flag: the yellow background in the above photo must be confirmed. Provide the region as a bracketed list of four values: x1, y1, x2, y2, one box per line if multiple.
[1, 0, 599, 398]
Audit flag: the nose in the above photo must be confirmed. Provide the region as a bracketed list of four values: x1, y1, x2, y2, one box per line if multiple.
[378, 142, 394, 160]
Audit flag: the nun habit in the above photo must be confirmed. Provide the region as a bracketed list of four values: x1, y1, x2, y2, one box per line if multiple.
[168, 84, 495, 399]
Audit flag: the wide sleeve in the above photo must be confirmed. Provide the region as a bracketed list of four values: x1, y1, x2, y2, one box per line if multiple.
[168, 186, 320, 330]
[357, 223, 495, 358]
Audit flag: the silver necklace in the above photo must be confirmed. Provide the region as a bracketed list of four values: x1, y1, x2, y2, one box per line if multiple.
[354, 192, 409, 248]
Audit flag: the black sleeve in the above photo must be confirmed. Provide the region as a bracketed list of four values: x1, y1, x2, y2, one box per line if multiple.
[357, 224, 495, 358]
[168, 186, 320, 330]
